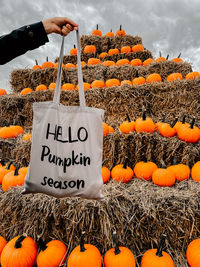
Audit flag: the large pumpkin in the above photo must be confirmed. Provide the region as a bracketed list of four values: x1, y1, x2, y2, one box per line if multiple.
[152, 160, 176, 187]
[67, 232, 102, 267]
[186, 238, 200, 267]
[1, 234, 37, 267]
[104, 231, 136, 267]
[177, 118, 200, 143]
[134, 161, 158, 181]
[111, 158, 134, 183]
[2, 165, 27, 191]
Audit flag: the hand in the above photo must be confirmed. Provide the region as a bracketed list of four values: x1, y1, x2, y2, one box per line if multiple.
[42, 17, 78, 36]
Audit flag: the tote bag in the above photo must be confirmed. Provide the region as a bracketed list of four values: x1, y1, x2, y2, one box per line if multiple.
[23, 30, 104, 200]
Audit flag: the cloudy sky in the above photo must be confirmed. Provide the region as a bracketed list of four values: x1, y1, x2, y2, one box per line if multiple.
[1, 0, 200, 91]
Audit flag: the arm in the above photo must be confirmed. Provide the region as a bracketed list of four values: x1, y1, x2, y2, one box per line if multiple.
[0, 22, 49, 65]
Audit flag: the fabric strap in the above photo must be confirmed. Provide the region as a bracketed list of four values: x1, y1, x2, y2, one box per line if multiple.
[53, 30, 86, 107]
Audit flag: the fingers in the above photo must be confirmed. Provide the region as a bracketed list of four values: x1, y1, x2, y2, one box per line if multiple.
[63, 17, 78, 28]
[61, 24, 74, 36]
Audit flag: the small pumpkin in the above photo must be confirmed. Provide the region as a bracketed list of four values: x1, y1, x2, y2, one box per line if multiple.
[156, 52, 168, 62]
[62, 83, 75, 91]
[111, 158, 134, 183]
[65, 63, 76, 69]
[135, 108, 155, 133]
[102, 60, 115, 67]
[32, 59, 41, 70]
[36, 84, 48, 91]
[1, 234, 37, 267]
[70, 44, 77, 55]
[91, 80, 105, 89]
[67, 232, 102, 267]
[54, 62, 64, 68]
[92, 24, 102, 36]
[0, 162, 14, 184]
[76, 61, 86, 68]
[106, 29, 114, 37]
[105, 79, 121, 87]
[48, 82, 56, 90]
[185, 71, 200, 80]
[116, 25, 126, 36]
[152, 160, 176, 187]
[173, 115, 189, 131]
[108, 48, 119, 56]
[167, 158, 190, 182]
[141, 235, 175, 267]
[84, 45, 96, 54]
[22, 133, 32, 141]
[132, 44, 144, 53]
[36, 238, 67, 267]
[177, 118, 200, 143]
[99, 52, 108, 59]
[157, 118, 178, 138]
[102, 159, 111, 184]
[76, 82, 91, 91]
[130, 58, 143, 66]
[132, 77, 146, 86]
[87, 58, 101, 65]
[119, 114, 135, 134]
[41, 57, 54, 68]
[121, 80, 132, 85]
[0, 89, 7, 96]
[172, 53, 183, 62]
[134, 161, 158, 181]
[121, 46, 131, 54]
[103, 122, 109, 137]
[186, 238, 200, 267]
[20, 88, 33, 95]
[104, 231, 136, 267]
[167, 73, 183, 82]
[143, 58, 154, 66]
[146, 73, 162, 83]
[108, 126, 115, 133]
[191, 162, 200, 182]
[116, 59, 130, 66]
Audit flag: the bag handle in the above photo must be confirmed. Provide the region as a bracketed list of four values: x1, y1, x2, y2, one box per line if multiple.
[53, 30, 86, 107]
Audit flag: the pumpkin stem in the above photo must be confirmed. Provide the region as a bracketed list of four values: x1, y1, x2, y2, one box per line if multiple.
[123, 158, 129, 169]
[80, 231, 86, 252]
[126, 113, 131, 122]
[38, 238, 48, 251]
[46, 56, 48, 62]
[6, 161, 12, 170]
[160, 159, 166, 169]
[142, 107, 146, 121]
[178, 53, 181, 58]
[182, 115, 186, 124]
[96, 24, 98, 30]
[156, 234, 167, 257]
[119, 25, 122, 31]
[170, 117, 178, 128]
[159, 51, 162, 57]
[14, 234, 27, 249]
[35, 59, 38, 65]
[190, 118, 195, 129]
[113, 231, 121, 255]
[74, 44, 76, 49]
[14, 165, 20, 176]
[110, 29, 112, 32]
[166, 54, 169, 60]
[135, 69, 139, 78]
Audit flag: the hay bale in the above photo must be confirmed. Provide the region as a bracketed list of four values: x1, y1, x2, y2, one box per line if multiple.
[0, 139, 16, 162]
[0, 180, 199, 266]
[10, 60, 191, 93]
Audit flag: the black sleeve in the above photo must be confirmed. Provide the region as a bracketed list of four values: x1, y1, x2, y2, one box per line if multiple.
[0, 21, 49, 65]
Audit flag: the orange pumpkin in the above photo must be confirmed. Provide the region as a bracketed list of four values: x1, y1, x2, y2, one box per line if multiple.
[36, 84, 48, 91]
[116, 59, 130, 66]
[177, 118, 200, 143]
[102, 161, 111, 184]
[99, 52, 108, 59]
[36, 238, 67, 267]
[1, 234, 37, 267]
[20, 88, 33, 95]
[92, 24, 102, 36]
[2, 165, 27, 191]
[185, 71, 200, 80]
[103, 122, 109, 137]
[121, 80, 132, 85]
[0, 89, 7, 96]
[157, 118, 178, 138]
[84, 45, 96, 54]
[116, 25, 126, 36]
[132, 44, 144, 53]
[172, 53, 183, 62]
[70, 44, 77, 55]
[32, 59, 41, 70]
[119, 114, 135, 134]
[186, 238, 200, 267]
[130, 58, 143, 66]
[132, 77, 146, 86]
[146, 73, 162, 83]
[62, 83, 75, 91]
[108, 48, 119, 56]
[41, 57, 54, 68]
[111, 159, 134, 183]
[87, 58, 101, 65]
[106, 30, 114, 37]
[0, 162, 14, 184]
[121, 46, 131, 54]
[67, 232, 102, 267]
[167, 162, 190, 182]
[48, 82, 56, 90]
[135, 109, 155, 133]
[143, 58, 154, 66]
[102, 60, 115, 67]
[141, 235, 175, 267]
[105, 79, 121, 87]
[22, 133, 32, 141]
[91, 80, 105, 89]
[173, 115, 189, 132]
[65, 63, 76, 69]
[108, 126, 115, 133]
[0, 236, 7, 262]
[75, 61, 86, 68]
[134, 161, 158, 181]
[167, 73, 183, 82]
[76, 83, 91, 91]
[104, 231, 136, 267]
[191, 162, 200, 182]
[152, 160, 176, 187]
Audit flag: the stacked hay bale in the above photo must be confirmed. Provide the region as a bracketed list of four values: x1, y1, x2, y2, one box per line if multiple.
[0, 31, 199, 266]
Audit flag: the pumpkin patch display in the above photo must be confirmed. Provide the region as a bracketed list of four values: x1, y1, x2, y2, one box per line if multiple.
[36, 238, 67, 267]
[70, 44, 77, 55]
[2, 165, 27, 191]
[191, 161, 200, 182]
[146, 73, 162, 83]
[116, 25, 126, 36]
[119, 114, 135, 134]
[185, 71, 200, 80]
[84, 45, 96, 54]
[134, 161, 158, 181]
[1, 234, 37, 267]
[105, 79, 121, 87]
[135, 109, 155, 133]
[92, 24, 102, 36]
[67, 232, 102, 267]
[177, 118, 200, 143]
[111, 158, 134, 183]
[152, 160, 176, 187]
[186, 238, 200, 266]
[20, 88, 33, 95]
[141, 235, 175, 267]
[104, 231, 136, 267]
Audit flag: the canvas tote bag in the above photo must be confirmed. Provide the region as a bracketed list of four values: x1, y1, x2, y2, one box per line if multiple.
[23, 30, 104, 200]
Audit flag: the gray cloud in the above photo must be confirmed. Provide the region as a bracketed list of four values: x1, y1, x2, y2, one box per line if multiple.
[1, 0, 200, 91]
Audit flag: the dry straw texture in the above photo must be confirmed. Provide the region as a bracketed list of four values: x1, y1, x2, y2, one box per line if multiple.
[0, 179, 198, 266]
